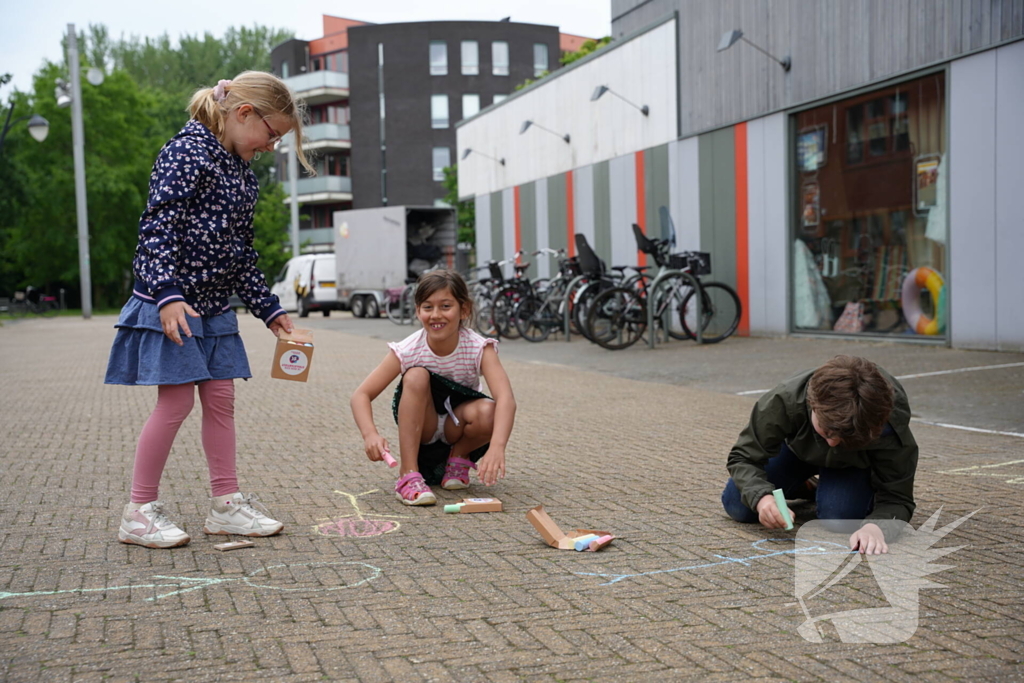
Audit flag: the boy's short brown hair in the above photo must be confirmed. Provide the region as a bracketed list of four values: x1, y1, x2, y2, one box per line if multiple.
[806, 355, 894, 450]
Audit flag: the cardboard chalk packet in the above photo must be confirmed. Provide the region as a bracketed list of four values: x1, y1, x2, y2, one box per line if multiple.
[526, 505, 615, 551]
[271, 328, 314, 382]
[444, 498, 503, 513]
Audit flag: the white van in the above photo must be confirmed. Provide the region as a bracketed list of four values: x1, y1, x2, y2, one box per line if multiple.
[270, 254, 340, 317]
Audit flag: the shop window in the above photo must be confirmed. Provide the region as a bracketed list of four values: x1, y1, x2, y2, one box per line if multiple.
[430, 41, 448, 76]
[791, 72, 946, 338]
[461, 41, 479, 75]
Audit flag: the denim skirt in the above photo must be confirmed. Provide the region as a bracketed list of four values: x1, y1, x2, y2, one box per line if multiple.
[104, 297, 252, 386]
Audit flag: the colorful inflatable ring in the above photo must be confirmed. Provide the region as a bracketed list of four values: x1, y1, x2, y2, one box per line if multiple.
[901, 267, 946, 335]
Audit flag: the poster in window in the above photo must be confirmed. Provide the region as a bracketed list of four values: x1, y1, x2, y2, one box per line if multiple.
[915, 155, 941, 214]
[801, 181, 820, 229]
[797, 126, 827, 172]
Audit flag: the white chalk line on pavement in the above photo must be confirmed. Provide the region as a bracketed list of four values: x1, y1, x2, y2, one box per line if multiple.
[735, 361, 1024, 396]
[909, 419, 1024, 439]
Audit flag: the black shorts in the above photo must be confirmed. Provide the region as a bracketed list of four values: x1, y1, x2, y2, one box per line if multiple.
[392, 369, 491, 485]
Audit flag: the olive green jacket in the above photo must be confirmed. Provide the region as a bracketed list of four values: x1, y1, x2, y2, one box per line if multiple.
[727, 368, 918, 527]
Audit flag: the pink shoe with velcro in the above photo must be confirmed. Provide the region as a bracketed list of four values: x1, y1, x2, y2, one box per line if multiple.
[395, 472, 437, 506]
[441, 456, 476, 490]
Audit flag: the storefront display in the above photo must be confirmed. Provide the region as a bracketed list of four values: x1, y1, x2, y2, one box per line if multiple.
[790, 72, 947, 338]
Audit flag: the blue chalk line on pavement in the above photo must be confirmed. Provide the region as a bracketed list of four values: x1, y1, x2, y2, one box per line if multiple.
[574, 539, 855, 586]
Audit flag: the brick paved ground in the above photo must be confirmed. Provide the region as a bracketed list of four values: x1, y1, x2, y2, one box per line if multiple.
[1, 316, 1022, 682]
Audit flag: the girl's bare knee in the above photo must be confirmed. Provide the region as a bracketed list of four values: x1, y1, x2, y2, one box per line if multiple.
[403, 367, 430, 393]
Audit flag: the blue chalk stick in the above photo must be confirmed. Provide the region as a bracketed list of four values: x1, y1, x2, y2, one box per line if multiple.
[573, 534, 601, 551]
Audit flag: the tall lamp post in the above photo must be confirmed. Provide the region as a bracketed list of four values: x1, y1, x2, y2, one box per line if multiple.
[65, 23, 95, 318]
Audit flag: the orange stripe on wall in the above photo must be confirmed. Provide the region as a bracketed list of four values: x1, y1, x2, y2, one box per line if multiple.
[566, 170, 575, 257]
[734, 123, 750, 337]
[634, 151, 646, 267]
[514, 185, 522, 262]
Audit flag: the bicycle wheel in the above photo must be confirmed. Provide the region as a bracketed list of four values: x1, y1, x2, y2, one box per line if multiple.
[513, 296, 551, 342]
[474, 300, 499, 339]
[492, 285, 524, 339]
[386, 286, 415, 325]
[573, 280, 611, 342]
[653, 274, 697, 341]
[679, 282, 742, 343]
[39, 299, 59, 318]
[586, 287, 647, 350]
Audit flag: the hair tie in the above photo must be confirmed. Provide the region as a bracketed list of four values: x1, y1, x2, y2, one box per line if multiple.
[213, 79, 232, 103]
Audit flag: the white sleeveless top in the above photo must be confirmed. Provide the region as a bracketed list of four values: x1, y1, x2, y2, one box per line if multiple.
[387, 327, 498, 391]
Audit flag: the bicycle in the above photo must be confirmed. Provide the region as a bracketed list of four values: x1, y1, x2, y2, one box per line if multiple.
[385, 261, 446, 325]
[570, 233, 643, 342]
[10, 286, 59, 318]
[585, 225, 741, 349]
[511, 249, 581, 342]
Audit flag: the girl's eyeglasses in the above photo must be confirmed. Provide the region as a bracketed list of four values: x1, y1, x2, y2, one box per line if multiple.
[252, 108, 282, 150]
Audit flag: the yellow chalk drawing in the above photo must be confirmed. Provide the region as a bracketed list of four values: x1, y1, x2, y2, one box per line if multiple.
[937, 458, 1024, 485]
[314, 489, 411, 537]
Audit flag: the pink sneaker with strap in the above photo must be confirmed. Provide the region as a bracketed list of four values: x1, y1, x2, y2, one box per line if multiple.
[442, 456, 476, 490]
[395, 472, 437, 506]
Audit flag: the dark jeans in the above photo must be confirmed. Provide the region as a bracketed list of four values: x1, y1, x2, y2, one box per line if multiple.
[721, 443, 874, 532]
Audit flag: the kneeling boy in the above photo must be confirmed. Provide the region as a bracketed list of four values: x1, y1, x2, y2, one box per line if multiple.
[722, 355, 918, 555]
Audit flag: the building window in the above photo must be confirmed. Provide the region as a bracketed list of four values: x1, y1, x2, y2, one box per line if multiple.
[492, 41, 509, 76]
[493, 94, 507, 105]
[533, 43, 548, 77]
[429, 41, 448, 76]
[281, 60, 289, 78]
[431, 94, 449, 129]
[325, 51, 348, 73]
[315, 152, 350, 177]
[432, 147, 451, 182]
[461, 41, 479, 75]
[790, 72, 946, 338]
[462, 94, 480, 119]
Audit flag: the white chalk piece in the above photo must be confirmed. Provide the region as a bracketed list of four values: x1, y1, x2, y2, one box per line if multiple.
[214, 540, 255, 551]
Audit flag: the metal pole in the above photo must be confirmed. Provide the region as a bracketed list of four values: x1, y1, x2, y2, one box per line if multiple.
[67, 24, 92, 318]
[287, 132, 299, 257]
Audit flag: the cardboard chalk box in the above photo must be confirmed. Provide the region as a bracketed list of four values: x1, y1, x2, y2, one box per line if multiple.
[526, 505, 615, 551]
[271, 329, 314, 382]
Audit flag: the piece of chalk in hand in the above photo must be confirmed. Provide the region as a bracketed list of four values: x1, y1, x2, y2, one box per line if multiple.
[382, 449, 397, 467]
[772, 488, 794, 530]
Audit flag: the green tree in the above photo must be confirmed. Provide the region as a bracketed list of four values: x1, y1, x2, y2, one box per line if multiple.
[251, 182, 291, 281]
[442, 164, 475, 246]
[515, 36, 613, 91]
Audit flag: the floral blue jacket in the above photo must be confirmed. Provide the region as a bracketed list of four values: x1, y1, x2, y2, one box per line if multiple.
[131, 120, 284, 325]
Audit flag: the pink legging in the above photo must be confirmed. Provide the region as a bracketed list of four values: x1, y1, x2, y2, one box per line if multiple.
[130, 380, 239, 503]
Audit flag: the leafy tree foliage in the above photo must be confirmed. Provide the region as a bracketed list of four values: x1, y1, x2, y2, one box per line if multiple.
[0, 24, 293, 309]
[442, 164, 475, 246]
[515, 37, 613, 91]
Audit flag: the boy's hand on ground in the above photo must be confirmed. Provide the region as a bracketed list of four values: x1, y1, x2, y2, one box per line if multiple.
[363, 435, 389, 462]
[850, 523, 888, 555]
[269, 313, 294, 337]
[160, 301, 200, 346]
[756, 494, 791, 529]
[476, 449, 505, 486]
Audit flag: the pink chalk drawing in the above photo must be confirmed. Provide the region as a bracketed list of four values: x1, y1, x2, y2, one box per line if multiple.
[314, 490, 411, 538]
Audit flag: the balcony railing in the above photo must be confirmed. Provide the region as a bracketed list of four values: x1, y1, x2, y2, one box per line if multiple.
[284, 175, 352, 205]
[304, 122, 350, 148]
[284, 71, 348, 106]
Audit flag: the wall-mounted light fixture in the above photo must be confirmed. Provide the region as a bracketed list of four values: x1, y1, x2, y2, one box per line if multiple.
[717, 29, 791, 72]
[461, 148, 505, 166]
[590, 85, 649, 116]
[519, 119, 570, 144]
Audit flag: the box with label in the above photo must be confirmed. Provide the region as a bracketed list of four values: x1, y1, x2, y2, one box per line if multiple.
[271, 329, 314, 382]
[526, 505, 615, 551]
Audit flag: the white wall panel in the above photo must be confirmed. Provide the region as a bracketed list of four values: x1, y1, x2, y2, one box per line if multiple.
[534, 180, 550, 279]
[475, 195, 492, 266]
[994, 41, 1024, 351]
[950, 51, 998, 349]
[763, 113, 789, 335]
[457, 19, 678, 198]
[668, 138, 701, 252]
[609, 154, 638, 266]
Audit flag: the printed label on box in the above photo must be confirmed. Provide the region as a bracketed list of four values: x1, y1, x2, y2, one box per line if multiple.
[279, 349, 309, 375]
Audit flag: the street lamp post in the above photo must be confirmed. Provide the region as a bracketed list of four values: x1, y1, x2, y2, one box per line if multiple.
[0, 73, 50, 156]
[66, 23, 93, 319]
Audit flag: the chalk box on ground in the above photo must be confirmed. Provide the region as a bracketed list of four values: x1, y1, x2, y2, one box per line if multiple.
[526, 505, 615, 551]
[271, 329, 314, 382]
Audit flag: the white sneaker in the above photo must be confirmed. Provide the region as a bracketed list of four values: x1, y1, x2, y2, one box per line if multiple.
[118, 501, 191, 549]
[203, 493, 284, 537]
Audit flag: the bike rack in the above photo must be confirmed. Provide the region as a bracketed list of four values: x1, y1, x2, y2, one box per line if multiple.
[646, 269, 703, 348]
[561, 274, 590, 342]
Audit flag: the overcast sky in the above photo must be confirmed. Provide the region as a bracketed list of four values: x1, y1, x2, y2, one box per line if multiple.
[1, 0, 612, 96]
